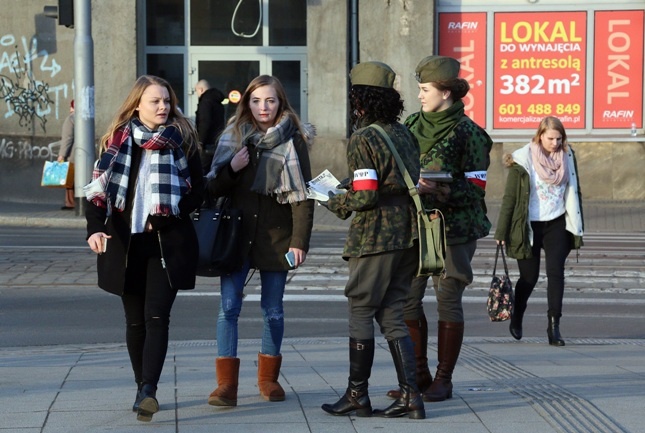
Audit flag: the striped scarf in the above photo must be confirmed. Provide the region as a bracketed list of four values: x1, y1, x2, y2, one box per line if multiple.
[83, 119, 191, 215]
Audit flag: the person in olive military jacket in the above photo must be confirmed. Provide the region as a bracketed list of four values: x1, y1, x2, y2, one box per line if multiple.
[321, 61, 425, 420]
[205, 75, 314, 407]
[495, 116, 583, 347]
[384, 56, 493, 405]
[84, 75, 203, 423]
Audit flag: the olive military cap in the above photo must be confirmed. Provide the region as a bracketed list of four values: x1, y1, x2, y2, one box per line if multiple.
[350, 61, 395, 89]
[414, 56, 460, 83]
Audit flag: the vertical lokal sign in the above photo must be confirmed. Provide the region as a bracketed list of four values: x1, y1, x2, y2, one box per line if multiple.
[593, 10, 644, 129]
[438, 12, 488, 128]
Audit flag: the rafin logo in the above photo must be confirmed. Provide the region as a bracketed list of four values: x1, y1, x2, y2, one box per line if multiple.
[448, 21, 479, 30]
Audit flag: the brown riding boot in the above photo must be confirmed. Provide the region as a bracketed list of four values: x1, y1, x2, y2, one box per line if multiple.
[208, 357, 240, 406]
[386, 317, 432, 399]
[258, 353, 285, 401]
[423, 321, 464, 402]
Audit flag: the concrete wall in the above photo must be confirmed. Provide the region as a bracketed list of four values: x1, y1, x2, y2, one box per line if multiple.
[306, 0, 350, 179]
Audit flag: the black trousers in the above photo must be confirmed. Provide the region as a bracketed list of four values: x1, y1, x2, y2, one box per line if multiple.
[121, 232, 178, 387]
[515, 214, 571, 317]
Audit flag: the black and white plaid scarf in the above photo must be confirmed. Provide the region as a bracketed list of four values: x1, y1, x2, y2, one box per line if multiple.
[84, 118, 191, 215]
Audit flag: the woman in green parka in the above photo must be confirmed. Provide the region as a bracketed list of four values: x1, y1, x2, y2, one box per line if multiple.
[495, 116, 583, 346]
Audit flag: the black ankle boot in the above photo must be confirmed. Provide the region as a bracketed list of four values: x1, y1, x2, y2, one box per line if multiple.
[547, 314, 565, 346]
[136, 384, 159, 422]
[322, 338, 374, 417]
[509, 308, 523, 340]
[132, 382, 143, 412]
[373, 338, 425, 419]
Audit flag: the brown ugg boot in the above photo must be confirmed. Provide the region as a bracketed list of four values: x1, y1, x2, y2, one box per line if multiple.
[257, 353, 285, 401]
[208, 357, 240, 406]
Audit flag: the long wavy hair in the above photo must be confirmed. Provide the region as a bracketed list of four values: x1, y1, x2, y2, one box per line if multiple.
[100, 75, 198, 154]
[228, 75, 307, 149]
[349, 85, 404, 130]
[532, 116, 569, 152]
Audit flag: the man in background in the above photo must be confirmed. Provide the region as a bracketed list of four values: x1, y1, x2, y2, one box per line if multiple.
[195, 79, 226, 174]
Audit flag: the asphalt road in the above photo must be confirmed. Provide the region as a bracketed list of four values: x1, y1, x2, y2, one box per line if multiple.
[1, 226, 644, 348]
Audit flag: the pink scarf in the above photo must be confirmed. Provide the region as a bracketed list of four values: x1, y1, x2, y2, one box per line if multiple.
[530, 141, 568, 185]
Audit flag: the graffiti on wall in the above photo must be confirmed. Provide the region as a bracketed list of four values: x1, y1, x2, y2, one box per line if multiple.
[0, 136, 60, 160]
[1, 33, 68, 133]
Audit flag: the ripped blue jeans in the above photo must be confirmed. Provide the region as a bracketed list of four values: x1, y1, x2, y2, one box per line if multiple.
[216, 260, 287, 357]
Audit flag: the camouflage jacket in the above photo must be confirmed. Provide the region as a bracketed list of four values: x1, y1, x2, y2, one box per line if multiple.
[327, 122, 420, 258]
[405, 112, 492, 245]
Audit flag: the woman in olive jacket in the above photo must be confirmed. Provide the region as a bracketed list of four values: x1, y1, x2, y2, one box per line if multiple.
[205, 75, 314, 407]
[495, 116, 583, 347]
[84, 75, 203, 422]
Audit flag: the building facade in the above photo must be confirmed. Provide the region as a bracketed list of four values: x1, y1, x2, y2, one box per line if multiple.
[1, 0, 643, 204]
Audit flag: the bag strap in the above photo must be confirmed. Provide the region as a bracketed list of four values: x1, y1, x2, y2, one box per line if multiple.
[369, 123, 446, 246]
[494, 244, 510, 276]
[369, 124, 424, 216]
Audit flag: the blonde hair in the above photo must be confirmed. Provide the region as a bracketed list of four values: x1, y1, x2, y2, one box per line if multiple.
[228, 75, 307, 149]
[100, 75, 198, 154]
[532, 116, 568, 151]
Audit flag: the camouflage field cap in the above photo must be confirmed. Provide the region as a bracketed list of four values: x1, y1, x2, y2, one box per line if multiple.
[415, 56, 460, 83]
[350, 61, 395, 89]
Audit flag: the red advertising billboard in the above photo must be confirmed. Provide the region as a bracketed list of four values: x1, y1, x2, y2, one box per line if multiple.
[493, 12, 587, 130]
[593, 10, 644, 129]
[438, 12, 488, 128]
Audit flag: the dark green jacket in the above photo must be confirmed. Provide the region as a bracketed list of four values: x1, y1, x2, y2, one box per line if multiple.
[328, 122, 420, 259]
[494, 143, 584, 260]
[405, 113, 492, 246]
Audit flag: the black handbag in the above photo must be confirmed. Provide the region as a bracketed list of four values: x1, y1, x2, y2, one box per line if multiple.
[192, 197, 244, 277]
[487, 244, 514, 322]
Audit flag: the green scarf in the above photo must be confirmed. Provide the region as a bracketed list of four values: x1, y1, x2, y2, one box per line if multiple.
[406, 100, 466, 156]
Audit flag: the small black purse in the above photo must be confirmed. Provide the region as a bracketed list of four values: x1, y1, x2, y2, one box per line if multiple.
[192, 197, 244, 277]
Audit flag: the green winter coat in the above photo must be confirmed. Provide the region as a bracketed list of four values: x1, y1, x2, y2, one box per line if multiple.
[494, 143, 584, 260]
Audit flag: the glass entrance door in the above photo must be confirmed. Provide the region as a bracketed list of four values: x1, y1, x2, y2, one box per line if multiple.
[189, 53, 307, 123]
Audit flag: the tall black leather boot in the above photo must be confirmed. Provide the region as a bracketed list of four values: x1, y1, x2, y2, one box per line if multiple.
[386, 317, 432, 399]
[547, 313, 565, 346]
[321, 338, 374, 417]
[373, 337, 425, 419]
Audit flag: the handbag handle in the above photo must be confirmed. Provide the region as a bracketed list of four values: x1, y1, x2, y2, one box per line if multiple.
[369, 123, 447, 250]
[493, 244, 510, 276]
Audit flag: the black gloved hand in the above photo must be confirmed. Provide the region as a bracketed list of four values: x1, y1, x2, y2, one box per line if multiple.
[336, 177, 351, 190]
[317, 191, 335, 210]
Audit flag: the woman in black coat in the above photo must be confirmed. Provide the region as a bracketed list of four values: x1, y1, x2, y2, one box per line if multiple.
[84, 75, 203, 422]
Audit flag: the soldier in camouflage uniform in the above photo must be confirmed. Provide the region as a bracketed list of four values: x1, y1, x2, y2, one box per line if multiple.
[320, 62, 425, 420]
[386, 56, 493, 403]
